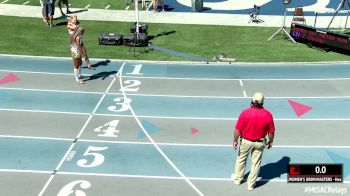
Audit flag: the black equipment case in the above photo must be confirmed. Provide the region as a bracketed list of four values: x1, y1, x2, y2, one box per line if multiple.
[130, 23, 148, 35]
[98, 33, 123, 45]
[123, 33, 148, 47]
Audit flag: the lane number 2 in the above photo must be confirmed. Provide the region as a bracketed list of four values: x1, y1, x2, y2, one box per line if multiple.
[120, 80, 141, 92]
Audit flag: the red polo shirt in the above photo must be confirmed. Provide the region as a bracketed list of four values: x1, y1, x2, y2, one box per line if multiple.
[235, 106, 275, 140]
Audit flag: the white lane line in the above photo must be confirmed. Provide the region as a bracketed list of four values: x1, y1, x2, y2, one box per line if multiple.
[0, 53, 120, 62]
[22, 1, 29, 5]
[78, 139, 350, 148]
[0, 169, 52, 174]
[1, 135, 349, 149]
[2, 69, 350, 81]
[237, 78, 350, 81]
[1, 108, 350, 121]
[1, 0, 9, 3]
[118, 64, 204, 196]
[0, 87, 104, 95]
[108, 92, 350, 99]
[57, 172, 286, 182]
[0, 108, 90, 116]
[95, 114, 350, 121]
[38, 63, 124, 196]
[159, 143, 350, 148]
[0, 135, 73, 142]
[84, 4, 90, 9]
[0, 69, 113, 79]
[0, 69, 74, 76]
[59, 171, 183, 179]
[239, 79, 247, 98]
[0, 169, 284, 182]
[1, 170, 349, 183]
[105, 4, 110, 9]
[3, 53, 350, 65]
[113, 93, 350, 99]
[3, 86, 350, 99]
[121, 75, 350, 81]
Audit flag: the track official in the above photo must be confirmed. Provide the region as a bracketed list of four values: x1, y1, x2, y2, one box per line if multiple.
[232, 92, 275, 191]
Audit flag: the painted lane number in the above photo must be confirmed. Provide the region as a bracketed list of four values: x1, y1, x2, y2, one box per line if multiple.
[126, 64, 143, 75]
[57, 180, 91, 196]
[94, 120, 120, 138]
[120, 80, 141, 92]
[108, 97, 132, 112]
[77, 146, 109, 168]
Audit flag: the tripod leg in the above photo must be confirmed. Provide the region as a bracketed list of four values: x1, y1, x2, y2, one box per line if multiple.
[267, 27, 283, 41]
[327, 10, 340, 29]
[282, 28, 296, 43]
[327, 1, 343, 29]
[134, 34, 136, 57]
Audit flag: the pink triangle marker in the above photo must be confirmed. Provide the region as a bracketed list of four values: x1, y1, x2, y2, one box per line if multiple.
[0, 73, 20, 85]
[191, 128, 200, 135]
[288, 100, 313, 117]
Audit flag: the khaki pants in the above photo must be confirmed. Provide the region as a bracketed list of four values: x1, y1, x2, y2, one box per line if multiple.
[234, 138, 265, 188]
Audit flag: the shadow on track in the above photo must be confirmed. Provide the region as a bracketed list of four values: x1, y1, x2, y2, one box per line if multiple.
[243, 156, 290, 188]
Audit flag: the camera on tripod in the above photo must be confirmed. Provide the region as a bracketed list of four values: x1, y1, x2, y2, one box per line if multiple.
[248, 4, 263, 23]
[124, 23, 149, 47]
[249, 4, 260, 18]
[254, 4, 260, 10]
[130, 23, 148, 35]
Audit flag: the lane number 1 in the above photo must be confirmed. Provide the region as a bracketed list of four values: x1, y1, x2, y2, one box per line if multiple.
[126, 64, 143, 75]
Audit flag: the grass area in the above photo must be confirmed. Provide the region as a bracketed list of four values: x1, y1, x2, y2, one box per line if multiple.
[3, 0, 140, 10]
[1, 15, 350, 62]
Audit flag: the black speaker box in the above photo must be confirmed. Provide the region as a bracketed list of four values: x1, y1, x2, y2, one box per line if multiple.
[98, 33, 123, 45]
[130, 23, 148, 35]
[123, 33, 148, 47]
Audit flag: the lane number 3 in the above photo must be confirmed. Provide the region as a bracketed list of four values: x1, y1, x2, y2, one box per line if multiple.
[108, 97, 132, 112]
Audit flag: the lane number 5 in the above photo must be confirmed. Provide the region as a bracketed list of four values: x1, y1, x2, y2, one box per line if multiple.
[77, 146, 109, 168]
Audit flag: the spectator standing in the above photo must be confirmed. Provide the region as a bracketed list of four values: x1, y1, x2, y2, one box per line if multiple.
[56, 0, 72, 16]
[43, 0, 54, 27]
[232, 92, 275, 191]
[152, 0, 164, 12]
